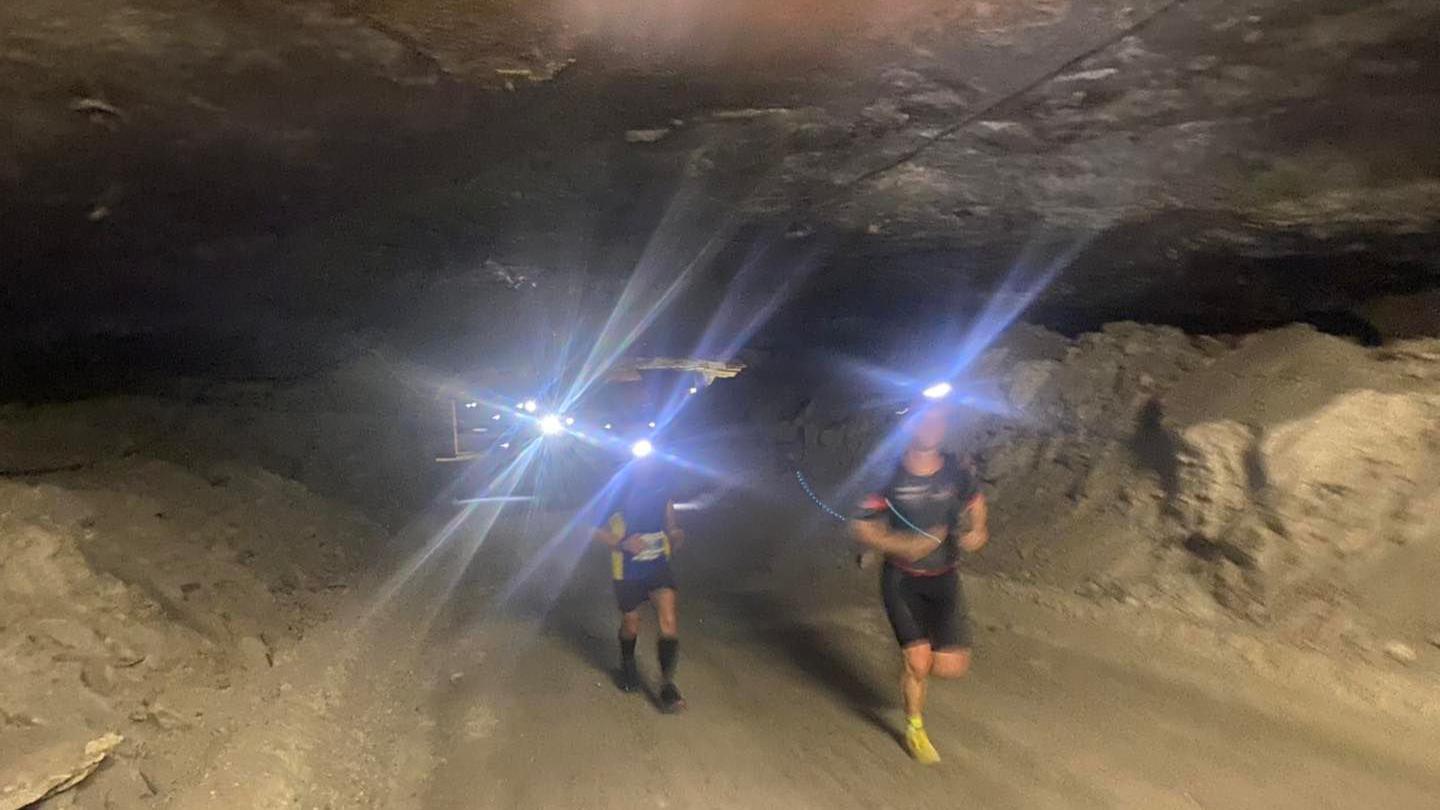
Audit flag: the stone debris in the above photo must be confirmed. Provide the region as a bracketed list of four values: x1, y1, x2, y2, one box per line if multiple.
[974, 120, 1043, 151]
[1054, 67, 1119, 83]
[0, 732, 123, 810]
[624, 128, 672, 144]
[493, 58, 574, 83]
[238, 635, 273, 670]
[1383, 641, 1418, 665]
[0, 434, 382, 810]
[709, 107, 792, 120]
[68, 97, 125, 121]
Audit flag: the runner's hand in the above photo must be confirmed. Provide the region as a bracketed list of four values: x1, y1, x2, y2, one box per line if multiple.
[620, 534, 649, 554]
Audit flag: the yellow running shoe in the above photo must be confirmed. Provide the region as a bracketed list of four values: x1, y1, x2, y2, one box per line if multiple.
[905, 724, 941, 765]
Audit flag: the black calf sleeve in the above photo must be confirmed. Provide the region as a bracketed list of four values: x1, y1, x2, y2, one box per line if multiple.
[658, 637, 679, 681]
[619, 635, 637, 663]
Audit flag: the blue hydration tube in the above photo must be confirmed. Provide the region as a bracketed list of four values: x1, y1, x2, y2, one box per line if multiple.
[794, 469, 942, 544]
[794, 469, 848, 523]
[880, 498, 942, 544]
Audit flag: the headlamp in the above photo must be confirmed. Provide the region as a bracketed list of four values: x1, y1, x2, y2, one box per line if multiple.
[921, 381, 953, 400]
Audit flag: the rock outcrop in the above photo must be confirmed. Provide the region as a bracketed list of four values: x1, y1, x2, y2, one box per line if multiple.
[1161, 327, 1440, 613]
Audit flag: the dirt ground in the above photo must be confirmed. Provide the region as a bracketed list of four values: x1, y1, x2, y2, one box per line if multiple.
[5, 324, 1440, 808]
[164, 491, 1440, 810]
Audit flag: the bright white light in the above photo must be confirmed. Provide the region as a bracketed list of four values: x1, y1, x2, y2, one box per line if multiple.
[688, 386, 698, 395]
[499, 442, 511, 449]
[922, 381, 953, 400]
[464, 401, 478, 409]
[523, 399, 538, 413]
[603, 423, 613, 430]
[539, 414, 563, 435]
[491, 413, 502, 421]
[630, 439, 654, 458]
[648, 421, 657, 429]
[565, 416, 575, 426]
[515, 401, 525, 410]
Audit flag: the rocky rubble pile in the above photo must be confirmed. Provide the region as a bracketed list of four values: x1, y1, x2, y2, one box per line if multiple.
[1160, 328, 1440, 627]
[0, 456, 383, 808]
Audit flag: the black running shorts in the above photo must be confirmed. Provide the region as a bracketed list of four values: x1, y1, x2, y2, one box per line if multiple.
[613, 564, 677, 614]
[881, 563, 972, 650]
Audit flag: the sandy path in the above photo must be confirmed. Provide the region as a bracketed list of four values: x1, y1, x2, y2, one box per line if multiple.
[168, 494, 1440, 810]
[415, 544, 1440, 810]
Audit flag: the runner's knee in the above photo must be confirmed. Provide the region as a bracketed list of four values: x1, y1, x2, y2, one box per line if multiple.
[620, 612, 642, 637]
[903, 645, 933, 677]
[653, 589, 679, 636]
[930, 649, 971, 679]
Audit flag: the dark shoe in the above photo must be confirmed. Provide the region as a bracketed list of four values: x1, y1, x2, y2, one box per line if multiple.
[615, 663, 641, 693]
[658, 682, 686, 713]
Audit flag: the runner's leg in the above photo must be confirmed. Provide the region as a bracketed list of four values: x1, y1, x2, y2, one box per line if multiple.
[653, 587, 680, 682]
[620, 609, 642, 640]
[927, 572, 972, 680]
[901, 642, 941, 763]
[618, 609, 642, 689]
[901, 642, 933, 718]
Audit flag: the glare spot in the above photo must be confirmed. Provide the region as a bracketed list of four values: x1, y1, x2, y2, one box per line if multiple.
[539, 414, 563, 435]
[631, 439, 654, 458]
[922, 381, 953, 400]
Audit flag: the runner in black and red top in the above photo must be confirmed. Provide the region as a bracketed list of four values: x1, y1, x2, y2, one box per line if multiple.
[850, 403, 988, 764]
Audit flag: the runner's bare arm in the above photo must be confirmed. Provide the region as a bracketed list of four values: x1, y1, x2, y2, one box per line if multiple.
[850, 515, 938, 563]
[849, 515, 888, 549]
[664, 501, 686, 549]
[593, 527, 622, 548]
[960, 493, 989, 552]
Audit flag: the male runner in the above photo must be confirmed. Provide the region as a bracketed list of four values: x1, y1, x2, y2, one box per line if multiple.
[850, 404, 988, 763]
[592, 455, 688, 712]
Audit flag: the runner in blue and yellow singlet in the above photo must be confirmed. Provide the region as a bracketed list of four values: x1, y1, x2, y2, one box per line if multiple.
[592, 454, 687, 712]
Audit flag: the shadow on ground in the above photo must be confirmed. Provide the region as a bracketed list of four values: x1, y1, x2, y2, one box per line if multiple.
[705, 585, 899, 741]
